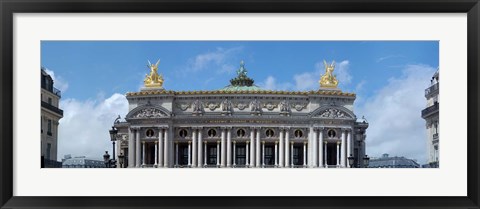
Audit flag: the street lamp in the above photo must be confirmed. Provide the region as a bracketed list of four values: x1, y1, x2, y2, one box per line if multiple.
[109, 126, 118, 161]
[348, 154, 355, 168]
[363, 155, 370, 168]
[118, 152, 125, 168]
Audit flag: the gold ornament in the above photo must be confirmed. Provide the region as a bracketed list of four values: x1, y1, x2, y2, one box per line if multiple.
[319, 60, 339, 88]
[144, 59, 164, 88]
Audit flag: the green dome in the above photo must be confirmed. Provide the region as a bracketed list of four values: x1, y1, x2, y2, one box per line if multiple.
[219, 60, 263, 91]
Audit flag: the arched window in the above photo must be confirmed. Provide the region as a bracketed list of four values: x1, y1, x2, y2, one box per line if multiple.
[294, 129, 303, 138]
[266, 129, 274, 137]
[237, 129, 246, 137]
[208, 129, 217, 137]
[179, 129, 188, 138]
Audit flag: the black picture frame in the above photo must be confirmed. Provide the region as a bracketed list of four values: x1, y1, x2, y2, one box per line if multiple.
[1, 0, 479, 208]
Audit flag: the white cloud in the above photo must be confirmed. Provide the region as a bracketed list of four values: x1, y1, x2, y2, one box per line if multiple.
[45, 69, 69, 92]
[187, 47, 243, 73]
[356, 64, 436, 163]
[258, 76, 293, 90]
[293, 72, 318, 91]
[376, 55, 404, 63]
[57, 93, 129, 161]
[335, 60, 352, 85]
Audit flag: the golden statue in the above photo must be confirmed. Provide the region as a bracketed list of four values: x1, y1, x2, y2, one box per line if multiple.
[319, 60, 339, 88]
[144, 59, 164, 88]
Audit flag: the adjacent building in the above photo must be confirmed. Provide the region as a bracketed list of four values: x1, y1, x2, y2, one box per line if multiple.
[368, 153, 420, 168]
[62, 155, 105, 168]
[41, 68, 63, 167]
[421, 70, 439, 168]
[113, 60, 369, 168]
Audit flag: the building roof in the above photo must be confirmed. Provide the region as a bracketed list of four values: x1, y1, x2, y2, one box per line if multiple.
[128, 60, 356, 97]
[368, 154, 420, 168]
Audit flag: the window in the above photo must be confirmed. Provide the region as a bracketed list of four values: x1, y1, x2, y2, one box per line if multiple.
[266, 129, 274, 137]
[46, 143, 51, 160]
[48, 97, 52, 105]
[146, 129, 155, 137]
[327, 129, 336, 138]
[237, 129, 245, 137]
[294, 129, 303, 138]
[208, 129, 217, 137]
[179, 129, 188, 138]
[47, 119, 52, 136]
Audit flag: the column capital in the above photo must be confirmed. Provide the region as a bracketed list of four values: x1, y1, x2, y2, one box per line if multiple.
[246, 141, 250, 144]
[233, 141, 237, 144]
[188, 141, 192, 144]
[154, 141, 158, 144]
[337, 141, 341, 145]
[217, 140, 220, 144]
[204, 141, 208, 144]
[290, 141, 294, 144]
[275, 141, 278, 144]
[324, 141, 328, 144]
[226, 126, 233, 130]
[304, 141, 308, 145]
[174, 141, 179, 144]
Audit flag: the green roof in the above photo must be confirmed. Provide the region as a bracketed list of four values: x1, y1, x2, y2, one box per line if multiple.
[220, 85, 263, 91]
[219, 60, 263, 91]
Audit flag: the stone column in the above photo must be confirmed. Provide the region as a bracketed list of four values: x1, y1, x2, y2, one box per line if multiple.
[158, 128, 164, 167]
[246, 141, 250, 167]
[141, 141, 146, 166]
[128, 128, 135, 168]
[198, 128, 203, 167]
[154, 141, 158, 167]
[256, 128, 261, 168]
[262, 141, 265, 167]
[318, 128, 323, 168]
[336, 141, 340, 166]
[174, 142, 178, 167]
[274, 141, 278, 167]
[346, 130, 352, 168]
[163, 129, 169, 167]
[324, 141, 328, 167]
[308, 127, 313, 168]
[203, 141, 207, 167]
[313, 128, 318, 167]
[279, 128, 284, 168]
[303, 141, 307, 167]
[221, 128, 226, 167]
[285, 128, 290, 167]
[188, 141, 192, 167]
[290, 141, 294, 167]
[233, 141, 236, 166]
[250, 129, 255, 167]
[227, 128, 232, 167]
[136, 129, 141, 167]
[216, 141, 220, 167]
[192, 129, 197, 168]
[341, 130, 346, 167]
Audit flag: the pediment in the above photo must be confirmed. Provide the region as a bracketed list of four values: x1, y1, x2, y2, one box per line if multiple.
[126, 104, 171, 119]
[311, 106, 355, 119]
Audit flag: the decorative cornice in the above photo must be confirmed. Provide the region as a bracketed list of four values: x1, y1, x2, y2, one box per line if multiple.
[126, 90, 356, 97]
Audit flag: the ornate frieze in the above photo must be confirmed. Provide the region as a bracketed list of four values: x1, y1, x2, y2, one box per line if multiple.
[317, 108, 351, 119]
[132, 108, 168, 118]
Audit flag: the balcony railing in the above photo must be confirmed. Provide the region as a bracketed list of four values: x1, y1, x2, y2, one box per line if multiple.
[53, 87, 62, 97]
[41, 101, 63, 116]
[425, 83, 439, 98]
[421, 102, 439, 118]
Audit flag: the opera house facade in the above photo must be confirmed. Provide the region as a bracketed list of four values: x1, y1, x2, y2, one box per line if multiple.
[113, 60, 368, 168]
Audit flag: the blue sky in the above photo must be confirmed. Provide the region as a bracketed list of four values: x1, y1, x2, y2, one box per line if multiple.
[41, 41, 438, 163]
